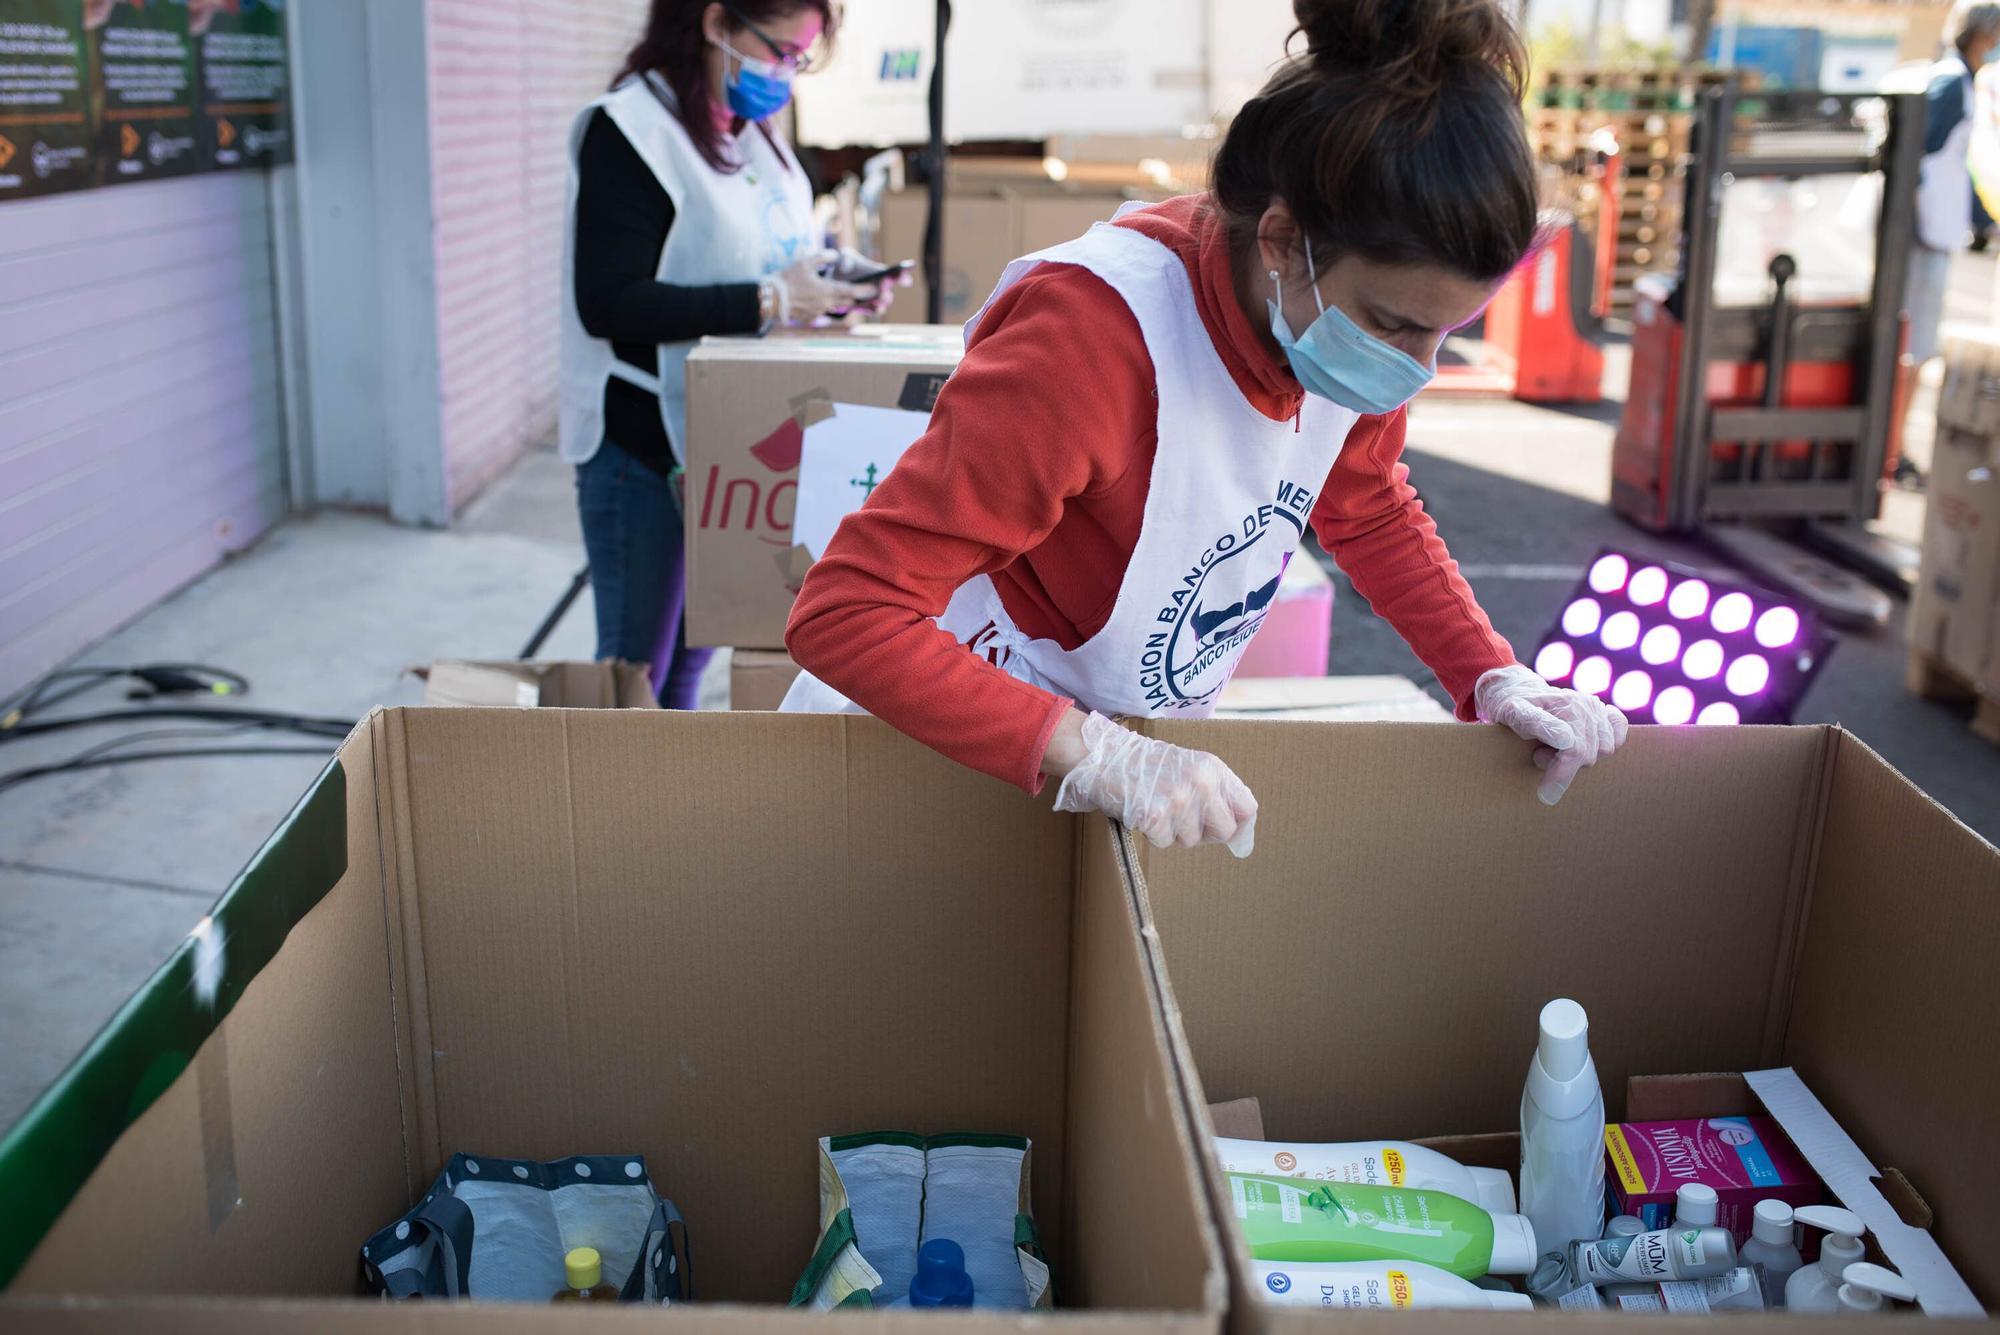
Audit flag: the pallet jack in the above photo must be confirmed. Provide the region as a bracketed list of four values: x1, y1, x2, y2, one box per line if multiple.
[1610, 85, 1927, 627]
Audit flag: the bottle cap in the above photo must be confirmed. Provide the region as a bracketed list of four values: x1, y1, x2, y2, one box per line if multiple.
[1606, 1215, 1646, 1238]
[1536, 999, 1590, 1082]
[1470, 1166, 1518, 1214]
[1840, 1262, 1917, 1307]
[909, 1237, 975, 1308]
[564, 1247, 603, 1291]
[1675, 1183, 1719, 1228]
[1752, 1198, 1795, 1245]
[1486, 1291, 1536, 1311]
[1487, 1214, 1541, 1275]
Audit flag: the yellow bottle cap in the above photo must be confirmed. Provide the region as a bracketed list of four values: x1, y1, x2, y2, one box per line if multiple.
[565, 1247, 602, 1290]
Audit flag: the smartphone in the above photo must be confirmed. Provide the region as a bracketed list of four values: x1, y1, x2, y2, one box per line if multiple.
[837, 259, 915, 285]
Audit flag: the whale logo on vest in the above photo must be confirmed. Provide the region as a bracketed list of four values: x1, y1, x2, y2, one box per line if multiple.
[1140, 479, 1315, 710]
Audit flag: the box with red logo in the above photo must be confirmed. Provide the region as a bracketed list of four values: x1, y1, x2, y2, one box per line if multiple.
[683, 327, 965, 649]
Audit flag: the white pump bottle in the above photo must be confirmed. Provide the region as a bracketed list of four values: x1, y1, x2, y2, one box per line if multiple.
[1783, 1205, 1867, 1314]
[1836, 1262, 1917, 1313]
[1519, 999, 1606, 1260]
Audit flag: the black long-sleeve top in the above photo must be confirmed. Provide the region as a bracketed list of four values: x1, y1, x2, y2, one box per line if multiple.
[573, 108, 762, 474]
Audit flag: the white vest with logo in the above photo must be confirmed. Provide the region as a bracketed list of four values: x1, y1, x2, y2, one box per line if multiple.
[1917, 55, 1977, 252]
[558, 73, 817, 467]
[782, 211, 1357, 719]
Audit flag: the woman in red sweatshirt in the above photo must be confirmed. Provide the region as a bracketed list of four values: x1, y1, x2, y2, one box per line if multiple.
[783, 0, 1628, 854]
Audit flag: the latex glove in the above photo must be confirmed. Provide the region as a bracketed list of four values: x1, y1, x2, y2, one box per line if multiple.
[770, 249, 882, 327]
[1052, 711, 1259, 856]
[1474, 664, 1629, 806]
[824, 247, 912, 316]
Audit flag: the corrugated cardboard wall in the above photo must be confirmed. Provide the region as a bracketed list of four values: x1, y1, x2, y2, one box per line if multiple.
[0, 173, 287, 697]
[15, 728, 406, 1297]
[1786, 732, 2000, 1306]
[424, 0, 646, 513]
[1135, 722, 1829, 1142]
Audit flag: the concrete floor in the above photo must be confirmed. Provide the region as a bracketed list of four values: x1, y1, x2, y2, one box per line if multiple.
[3, 259, 1996, 1138]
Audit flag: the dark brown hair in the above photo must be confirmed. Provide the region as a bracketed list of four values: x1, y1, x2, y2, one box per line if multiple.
[612, 0, 835, 173]
[1212, 0, 1537, 282]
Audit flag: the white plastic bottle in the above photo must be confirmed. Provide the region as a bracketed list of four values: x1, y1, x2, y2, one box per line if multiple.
[1671, 1183, 1719, 1233]
[1611, 1266, 1766, 1313]
[1250, 1259, 1534, 1311]
[1572, 1226, 1738, 1285]
[1213, 1137, 1517, 1213]
[1605, 1215, 1646, 1239]
[1783, 1206, 1868, 1314]
[1739, 1199, 1803, 1306]
[1836, 1262, 1917, 1314]
[1519, 999, 1606, 1259]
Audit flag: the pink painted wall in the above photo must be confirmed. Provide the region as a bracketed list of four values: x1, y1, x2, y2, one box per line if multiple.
[425, 0, 649, 514]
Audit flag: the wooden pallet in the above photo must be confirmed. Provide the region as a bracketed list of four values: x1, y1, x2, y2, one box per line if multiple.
[1907, 651, 2000, 747]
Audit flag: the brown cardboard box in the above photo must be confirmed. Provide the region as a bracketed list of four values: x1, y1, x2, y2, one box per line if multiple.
[682, 328, 964, 649]
[1123, 720, 2000, 1329]
[0, 711, 1224, 1331]
[729, 649, 802, 711]
[414, 660, 655, 709]
[879, 164, 1171, 327]
[1907, 425, 2000, 692]
[1941, 333, 2000, 439]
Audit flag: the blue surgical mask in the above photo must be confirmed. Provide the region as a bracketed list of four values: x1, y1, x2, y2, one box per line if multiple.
[1267, 238, 1435, 415]
[712, 36, 794, 120]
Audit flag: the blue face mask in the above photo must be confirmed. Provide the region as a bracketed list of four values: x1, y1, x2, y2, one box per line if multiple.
[713, 36, 794, 120]
[1267, 238, 1436, 416]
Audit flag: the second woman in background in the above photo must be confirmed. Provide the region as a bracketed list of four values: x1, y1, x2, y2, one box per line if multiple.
[559, 0, 894, 706]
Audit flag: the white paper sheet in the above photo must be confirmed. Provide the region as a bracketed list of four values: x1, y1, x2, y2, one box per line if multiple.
[1744, 1067, 1983, 1316]
[791, 403, 933, 559]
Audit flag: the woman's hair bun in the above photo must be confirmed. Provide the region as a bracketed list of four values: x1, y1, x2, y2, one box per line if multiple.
[1290, 0, 1527, 102]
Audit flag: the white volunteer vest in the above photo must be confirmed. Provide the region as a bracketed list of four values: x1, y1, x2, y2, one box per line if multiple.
[1917, 55, 1976, 252]
[783, 212, 1357, 719]
[558, 72, 817, 467]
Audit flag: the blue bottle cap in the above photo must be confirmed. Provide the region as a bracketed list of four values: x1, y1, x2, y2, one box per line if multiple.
[908, 1237, 975, 1308]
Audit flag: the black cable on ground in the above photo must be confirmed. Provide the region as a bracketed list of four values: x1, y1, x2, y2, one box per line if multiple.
[0, 707, 352, 744]
[1, 662, 254, 731]
[0, 747, 331, 797]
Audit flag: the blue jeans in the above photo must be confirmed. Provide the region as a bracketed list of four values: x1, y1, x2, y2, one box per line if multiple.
[575, 440, 715, 709]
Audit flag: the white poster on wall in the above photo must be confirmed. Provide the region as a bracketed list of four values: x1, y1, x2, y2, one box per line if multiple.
[797, 0, 1312, 148]
[793, 0, 937, 148]
[946, 0, 1208, 141]
[1206, 0, 1299, 119]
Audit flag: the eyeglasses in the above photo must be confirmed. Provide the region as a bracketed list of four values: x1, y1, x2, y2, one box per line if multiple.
[724, 2, 821, 74]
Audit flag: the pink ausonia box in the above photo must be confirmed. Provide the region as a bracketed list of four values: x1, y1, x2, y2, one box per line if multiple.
[1605, 1117, 1821, 1242]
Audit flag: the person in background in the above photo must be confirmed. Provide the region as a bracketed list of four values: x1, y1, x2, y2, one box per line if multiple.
[558, 0, 895, 707]
[1897, 0, 2000, 472]
[781, 0, 1628, 855]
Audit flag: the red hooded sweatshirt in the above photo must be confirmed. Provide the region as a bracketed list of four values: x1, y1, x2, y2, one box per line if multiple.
[785, 194, 1514, 792]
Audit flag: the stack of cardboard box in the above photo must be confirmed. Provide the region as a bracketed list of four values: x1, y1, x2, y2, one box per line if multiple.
[877, 154, 1188, 327]
[1908, 331, 2000, 743]
[679, 326, 966, 710]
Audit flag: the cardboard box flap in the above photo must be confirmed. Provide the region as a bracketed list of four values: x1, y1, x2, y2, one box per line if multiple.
[1131, 721, 1828, 1141]
[416, 661, 654, 709]
[1785, 730, 2000, 1305]
[9, 735, 407, 1298]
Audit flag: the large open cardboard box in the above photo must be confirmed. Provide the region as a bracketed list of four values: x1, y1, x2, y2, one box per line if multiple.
[1127, 720, 1999, 1331]
[0, 711, 1223, 1331]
